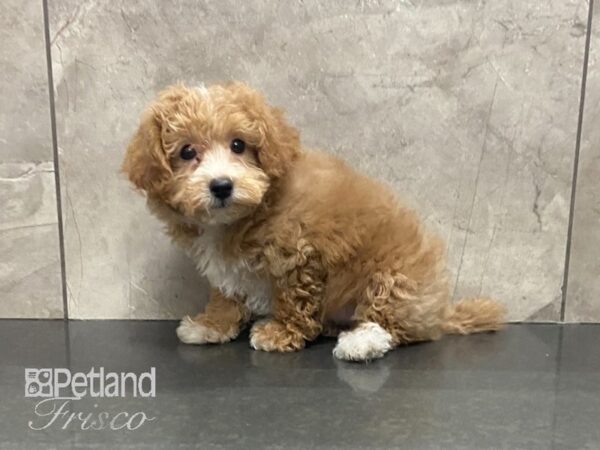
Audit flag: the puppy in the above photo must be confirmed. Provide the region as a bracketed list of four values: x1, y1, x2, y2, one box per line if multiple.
[122, 82, 505, 361]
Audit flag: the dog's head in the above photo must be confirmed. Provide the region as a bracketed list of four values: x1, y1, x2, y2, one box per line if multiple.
[122, 82, 299, 225]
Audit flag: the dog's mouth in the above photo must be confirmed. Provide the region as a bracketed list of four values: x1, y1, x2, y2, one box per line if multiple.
[211, 199, 230, 209]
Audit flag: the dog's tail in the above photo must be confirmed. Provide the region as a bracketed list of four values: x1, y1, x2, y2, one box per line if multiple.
[443, 297, 506, 335]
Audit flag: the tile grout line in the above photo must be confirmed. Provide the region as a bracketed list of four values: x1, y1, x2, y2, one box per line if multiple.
[561, 0, 595, 322]
[42, 0, 69, 321]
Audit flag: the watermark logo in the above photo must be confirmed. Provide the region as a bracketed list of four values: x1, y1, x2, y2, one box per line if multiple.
[24, 367, 157, 431]
[25, 367, 156, 399]
[25, 368, 54, 397]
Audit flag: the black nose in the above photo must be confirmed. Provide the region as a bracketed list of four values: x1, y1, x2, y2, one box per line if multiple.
[209, 177, 233, 200]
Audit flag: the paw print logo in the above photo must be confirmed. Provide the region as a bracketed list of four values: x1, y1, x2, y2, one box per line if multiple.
[24, 368, 53, 398]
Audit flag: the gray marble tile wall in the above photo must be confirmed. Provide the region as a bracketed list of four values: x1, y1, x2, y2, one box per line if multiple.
[0, 0, 597, 321]
[0, 0, 63, 318]
[566, 2, 599, 322]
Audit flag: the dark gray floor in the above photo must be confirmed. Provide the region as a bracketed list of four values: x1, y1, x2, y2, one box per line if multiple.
[0, 321, 599, 449]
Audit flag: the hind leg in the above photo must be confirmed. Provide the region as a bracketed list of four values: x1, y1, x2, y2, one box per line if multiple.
[333, 271, 447, 361]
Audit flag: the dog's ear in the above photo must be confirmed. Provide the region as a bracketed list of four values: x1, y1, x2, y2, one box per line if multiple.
[227, 82, 300, 178]
[121, 103, 172, 193]
[256, 105, 300, 178]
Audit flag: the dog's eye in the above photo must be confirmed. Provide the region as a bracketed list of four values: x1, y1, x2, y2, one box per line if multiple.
[230, 138, 246, 154]
[179, 145, 197, 160]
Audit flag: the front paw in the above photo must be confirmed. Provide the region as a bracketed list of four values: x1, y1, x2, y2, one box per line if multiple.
[249, 319, 305, 352]
[176, 316, 233, 344]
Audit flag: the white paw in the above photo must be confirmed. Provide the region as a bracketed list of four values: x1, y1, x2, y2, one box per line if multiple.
[176, 316, 229, 344]
[249, 319, 271, 351]
[333, 322, 393, 362]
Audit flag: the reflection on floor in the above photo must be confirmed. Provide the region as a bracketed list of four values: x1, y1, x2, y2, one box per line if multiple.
[0, 321, 598, 449]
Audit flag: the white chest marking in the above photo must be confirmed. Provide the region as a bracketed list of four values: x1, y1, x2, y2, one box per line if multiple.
[187, 227, 272, 316]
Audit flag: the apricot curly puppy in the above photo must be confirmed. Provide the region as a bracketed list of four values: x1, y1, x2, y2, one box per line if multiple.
[122, 82, 505, 361]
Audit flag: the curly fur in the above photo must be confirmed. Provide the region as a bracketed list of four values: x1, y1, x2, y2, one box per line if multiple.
[122, 81, 506, 361]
